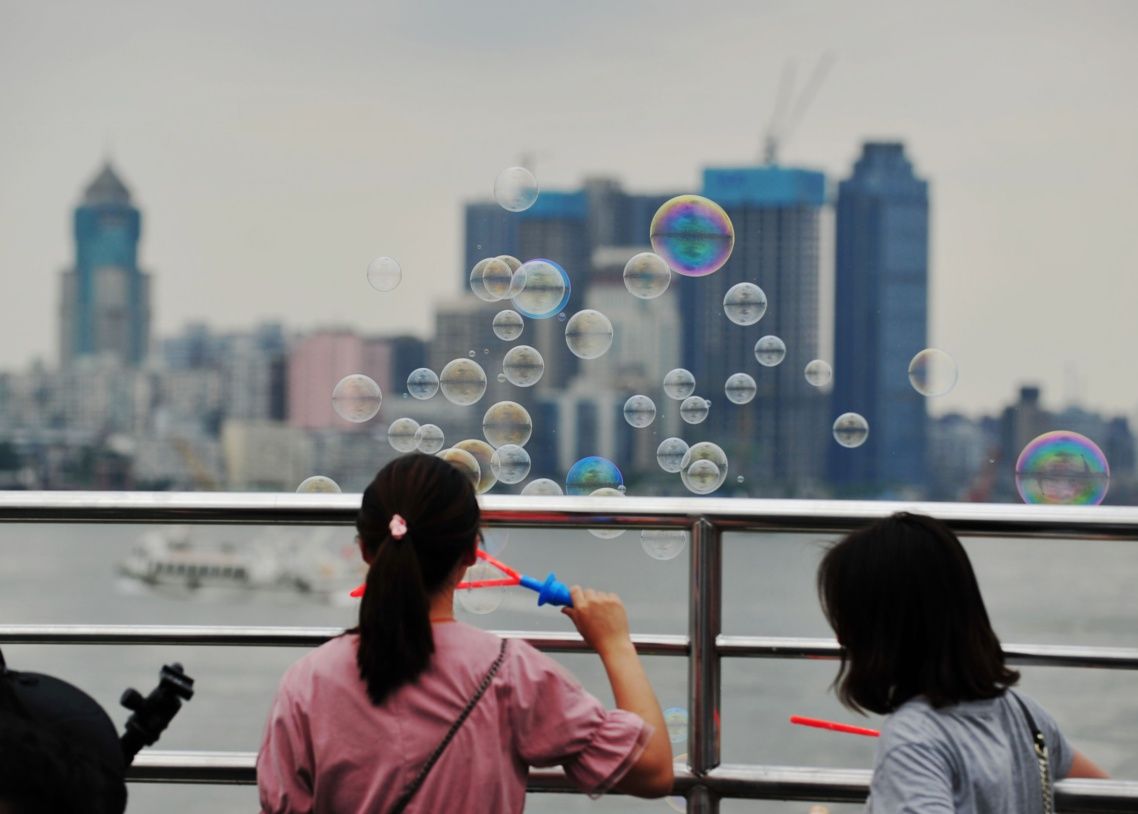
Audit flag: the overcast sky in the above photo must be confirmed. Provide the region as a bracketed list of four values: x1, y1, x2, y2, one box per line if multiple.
[1, 0, 1136, 415]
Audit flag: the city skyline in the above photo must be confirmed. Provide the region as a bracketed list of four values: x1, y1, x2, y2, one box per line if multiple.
[2, 1, 1137, 415]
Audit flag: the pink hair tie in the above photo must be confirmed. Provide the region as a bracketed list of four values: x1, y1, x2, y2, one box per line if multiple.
[389, 514, 408, 540]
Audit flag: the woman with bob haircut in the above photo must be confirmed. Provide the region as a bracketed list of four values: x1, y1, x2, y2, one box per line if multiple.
[817, 512, 1106, 812]
[257, 453, 673, 813]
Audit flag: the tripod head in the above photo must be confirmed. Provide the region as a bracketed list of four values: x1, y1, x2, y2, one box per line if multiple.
[120, 662, 195, 764]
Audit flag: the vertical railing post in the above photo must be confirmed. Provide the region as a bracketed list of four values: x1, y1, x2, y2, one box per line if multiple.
[687, 516, 722, 813]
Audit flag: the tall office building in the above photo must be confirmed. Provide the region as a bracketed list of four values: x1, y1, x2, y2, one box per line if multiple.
[60, 162, 152, 367]
[690, 165, 829, 492]
[828, 142, 930, 494]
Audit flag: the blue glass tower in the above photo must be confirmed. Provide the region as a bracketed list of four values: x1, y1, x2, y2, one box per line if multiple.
[828, 142, 930, 494]
[60, 163, 151, 367]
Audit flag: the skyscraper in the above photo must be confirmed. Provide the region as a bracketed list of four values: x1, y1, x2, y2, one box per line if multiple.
[828, 142, 930, 494]
[59, 162, 152, 367]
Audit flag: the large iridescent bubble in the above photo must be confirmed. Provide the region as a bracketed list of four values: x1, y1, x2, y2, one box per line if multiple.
[649, 194, 735, 277]
[439, 358, 488, 406]
[565, 310, 614, 360]
[1015, 431, 1110, 505]
[565, 456, 624, 496]
[513, 259, 570, 319]
[501, 345, 545, 387]
[332, 374, 382, 423]
[622, 252, 671, 299]
[482, 401, 533, 448]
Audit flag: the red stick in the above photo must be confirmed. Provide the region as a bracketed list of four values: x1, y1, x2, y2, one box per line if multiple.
[790, 715, 879, 738]
[458, 577, 520, 589]
[475, 548, 521, 580]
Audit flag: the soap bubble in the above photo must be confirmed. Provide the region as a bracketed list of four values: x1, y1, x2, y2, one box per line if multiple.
[438, 447, 481, 487]
[724, 373, 757, 405]
[1015, 431, 1110, 505]
[366, 256, 402, 292]
[622, 252, 671, 299]
[387, 417, 421, 452]
[641, 530, 688, 561]
[439, 358, 487, 406]
[496, 254, 522, 272]
[566, 456, 624, 496]
[296, 475, 341, 494]
[494, 166, 539, 212]
[479, 528, 510, 557]
[588, 487, 626, 539]
[723, 283, 767, 326]
[414, 423, 445, 454]
[649, 195, 735, 277]
[754, 335, 787, 367]
[468, 258, 498, 302]
[564, 310, 613, 359]
[832, 413, 869, 448]
[406, 368, 439, 400]
[680, 442, 728, 494]
[664, 707, 689, 744]
[480, 257, 515, 300]
[522, 478, 564, 496]
[680, 396, 710, 425]
[657, 437, 690, 473]
[663, 368, 696, 400]
[455, 439, 498, 494]
[332, 374, 382, 423]
[492, 309, 524, 341]
[513, 259, 570, 319]
[457, 560, 503, 614]
[805, 360, 832, 388]
[490, 444, 531, 484]
[467, 350, 476, 358]
[482, 401, 533, 447]
[501, 345, 545, 387]
[908, 348, 959, 397]
[623, 395, 657, 428]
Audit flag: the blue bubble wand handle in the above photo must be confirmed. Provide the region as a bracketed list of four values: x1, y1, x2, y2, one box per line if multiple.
[519, 572, 574, 607]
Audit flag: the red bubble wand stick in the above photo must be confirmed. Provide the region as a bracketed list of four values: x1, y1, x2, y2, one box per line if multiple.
[789, 715, 879, 738]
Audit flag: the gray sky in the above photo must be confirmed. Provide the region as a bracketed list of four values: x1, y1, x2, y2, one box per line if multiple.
[1, 0, 1136, 415]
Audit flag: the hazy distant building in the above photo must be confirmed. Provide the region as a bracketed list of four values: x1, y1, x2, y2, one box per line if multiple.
[59, 163, 152, 367]
[287, 330, 392, 430]
[828, 143, 930, 494]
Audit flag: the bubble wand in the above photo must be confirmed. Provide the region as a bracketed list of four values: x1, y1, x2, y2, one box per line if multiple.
[789, 715, 879, 738]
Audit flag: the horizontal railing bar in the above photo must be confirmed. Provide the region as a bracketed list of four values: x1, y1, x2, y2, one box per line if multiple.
[2, 492, 1138, 539]
[717, 636, 1138, 670]
[126, 753, 1138, 811]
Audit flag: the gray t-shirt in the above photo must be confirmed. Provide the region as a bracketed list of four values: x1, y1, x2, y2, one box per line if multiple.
[866, 691, 1073, 813]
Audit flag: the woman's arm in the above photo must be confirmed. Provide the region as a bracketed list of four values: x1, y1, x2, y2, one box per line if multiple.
[563, 586, 674, 797]
[1066, 750, 1110, 779]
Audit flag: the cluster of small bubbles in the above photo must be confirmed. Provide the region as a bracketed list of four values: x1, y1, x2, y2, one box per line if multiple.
[521, 478, 564, 496]
[649, 195, 735, 277]
[908, 348, 959, 397]
[493, 166, 539, 212]
[565, 456, 624, 496]
[438, 447, 481, 487]
[480, 258, 515, 299]
[492, 309, 524, 341]
[455, 439, 498, 494]
[439, 358, 488, 406]
[513, 259, 570, 319]
[387, 417, 421, 453]
[622, 395, 657, 428]
[663, 368, 696, 400]
[414, 423, 445, 454]
[754, 335, 787, 367]
[1015, 431, 1110, 505]
[490, 444, 531, 484]
[479, 528, 509, 557]
[482, 401, 533, 448]
[656, 437, 690, 473]
[680, 442, 729, 494]
[332, 374, 382, 423]
[722, 283, 767, 326]
[664, 707, 689, 744]
[724, 373, 757, 405]
[622, 252, 671, 300]
[456, 560, 503, 615]
[400, 368, 434, 400]
[832, 413, 870, 448]
[296, 475, 341, 494]
[365, 256, 402, 292]
[565, 309, 614, 360]
[641, 529, 689, 561]
[588, 487, 626, 539]
[804, 359, 833, 388]
[680, 396, 710, 425]
[501, 345, 545, 387]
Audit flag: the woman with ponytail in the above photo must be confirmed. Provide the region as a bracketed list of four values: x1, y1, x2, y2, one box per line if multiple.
[258, 453, 673, 813]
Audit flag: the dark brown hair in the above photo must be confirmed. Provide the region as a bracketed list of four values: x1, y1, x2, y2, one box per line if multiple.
[817, 512, 1018, 714]
[355, 453, 480, 704]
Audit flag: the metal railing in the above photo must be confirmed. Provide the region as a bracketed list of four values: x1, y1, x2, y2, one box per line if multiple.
[2, 491, 1138, 812]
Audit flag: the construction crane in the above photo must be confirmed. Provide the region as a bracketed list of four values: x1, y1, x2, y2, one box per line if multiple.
[761, 52, 835, 166]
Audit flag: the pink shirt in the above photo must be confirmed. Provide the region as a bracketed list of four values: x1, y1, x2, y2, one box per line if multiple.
[257, 622, 651, 813]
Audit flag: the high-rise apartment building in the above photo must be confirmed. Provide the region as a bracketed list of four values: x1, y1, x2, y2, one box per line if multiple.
[828, 142, 930, 494]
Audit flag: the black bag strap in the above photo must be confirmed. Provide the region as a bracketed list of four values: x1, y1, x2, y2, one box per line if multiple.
[1010, 691, 1054, 814]
[388, 637, 509, 814]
